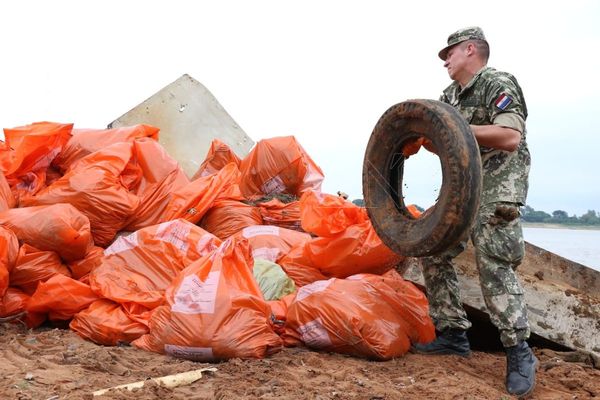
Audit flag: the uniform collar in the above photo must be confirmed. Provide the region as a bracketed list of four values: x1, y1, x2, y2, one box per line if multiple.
[458, 66, 490, 95]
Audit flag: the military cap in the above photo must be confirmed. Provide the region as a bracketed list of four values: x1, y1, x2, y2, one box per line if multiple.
[438, 26, 487, 60]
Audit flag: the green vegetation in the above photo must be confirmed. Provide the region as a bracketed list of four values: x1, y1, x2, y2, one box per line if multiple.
[520, 206, 599, 226]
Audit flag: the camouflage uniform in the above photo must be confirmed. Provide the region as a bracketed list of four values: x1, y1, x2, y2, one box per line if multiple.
[422, 66, 531, 347]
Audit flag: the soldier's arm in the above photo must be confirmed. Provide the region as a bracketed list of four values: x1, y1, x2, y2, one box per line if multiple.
[471, 74, 526, 152]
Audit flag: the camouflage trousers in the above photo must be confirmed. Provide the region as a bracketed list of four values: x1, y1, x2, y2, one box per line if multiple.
[421, 201, 530, 347]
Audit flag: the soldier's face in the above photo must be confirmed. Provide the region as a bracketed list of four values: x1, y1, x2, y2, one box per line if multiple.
[443, 43, 468, 81]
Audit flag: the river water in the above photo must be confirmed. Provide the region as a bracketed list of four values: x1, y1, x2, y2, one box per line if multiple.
[523, 227, 600, 271]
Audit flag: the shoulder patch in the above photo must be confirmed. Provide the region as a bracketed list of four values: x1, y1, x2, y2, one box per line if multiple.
[494, 93, 513, 110]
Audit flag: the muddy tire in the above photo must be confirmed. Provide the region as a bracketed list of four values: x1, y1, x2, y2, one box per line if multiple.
[362, 99, 482, 257]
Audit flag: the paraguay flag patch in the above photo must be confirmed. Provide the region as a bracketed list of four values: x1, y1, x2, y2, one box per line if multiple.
[494, 93, 513, 110]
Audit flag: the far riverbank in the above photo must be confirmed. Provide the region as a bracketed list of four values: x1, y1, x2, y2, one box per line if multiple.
[522, 222, 600, 231]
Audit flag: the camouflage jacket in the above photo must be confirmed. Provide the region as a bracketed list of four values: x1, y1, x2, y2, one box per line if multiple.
[440, 66, 531, 206]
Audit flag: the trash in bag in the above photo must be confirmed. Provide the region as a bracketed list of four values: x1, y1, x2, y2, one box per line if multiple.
[278, 245, 328, 288]
[253, 258, 296, 301]
[158, 162, 243, 225]
[234, 225, 311, 264]
[239, 136, 324, 199]
[70, 299, 150, 346]
[283, 271, 435, 360]
[10, 244, 71, 295]
[192, 139, 242, 180]
[0, 287, 46, 328]
[20, 142, 140, 247]
[132, 237, 282, 362]
[200, 200, 263, 239]
[0, 171, 15, 212]
[27, 274, 99, 321]
[123, 139, 190, 231]
[299, 190, 368, 237]
[90, 219, 221, 309]
[67, 246, 104, 280]
[0, 203, 93, 262]
[1, 122, 72, 200]
[257, 198, 302, 231]
[53, 124, 159, 172]
[0, 226, 19, 297]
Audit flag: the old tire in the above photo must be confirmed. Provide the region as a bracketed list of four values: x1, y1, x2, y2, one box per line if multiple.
[362, 99, 482, 257]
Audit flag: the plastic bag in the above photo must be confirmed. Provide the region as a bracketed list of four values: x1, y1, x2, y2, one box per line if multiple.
[158, 162, 242, 225]
[133, 237, 282, 361]
[239, 136, 324, 199]
[301, 220, 402, 278]
[200, 200, 263, 239]
[253, 258, 296, 301]
[10, 244, 71, 295]
[299, 190, 368, 237]
[70, 299, 150, 346]
[0, 227, 19, 297]
[27, 274, 99, 320]
[283, 272, 435, 360]
[257, 198, 302, 231]
[123, 139, 190, 231]
[2, 122, 72, 201]
[0, 171, 15, 212]
[0, 288, 46, 328]
[90, 219, 221, 309]
[53, 124, 159, 172]
[192, 139, 241, 180]
[20, 142, 140, 247]
[234, 225, 311, 264]
[68, 246, 104, 280]
[278, 246, 328, 287]
[0, 203, 93, 262]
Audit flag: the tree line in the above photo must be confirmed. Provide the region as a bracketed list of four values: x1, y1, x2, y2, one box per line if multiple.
[520, 206, 600, 225]
[352, 199, 599, 226]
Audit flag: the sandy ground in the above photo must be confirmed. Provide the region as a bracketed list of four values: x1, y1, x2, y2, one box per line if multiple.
[1, 324, 599, 400]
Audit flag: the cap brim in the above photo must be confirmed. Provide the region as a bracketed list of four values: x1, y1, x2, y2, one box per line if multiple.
[438, 44, 453, 61]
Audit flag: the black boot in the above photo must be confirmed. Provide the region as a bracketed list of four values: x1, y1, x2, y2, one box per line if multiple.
[505, 341, 538, 398]
[411, 329, 471, 357]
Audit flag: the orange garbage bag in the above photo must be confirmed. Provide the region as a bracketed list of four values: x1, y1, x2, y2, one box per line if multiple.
[0, 204, 93, 262]
[233, 225, 311, 264]
[53, 124, 159, 172]
[68, 246, 104, 280]
[70, 299, 150, 345]
[239, 136, 324, 199]
[158, 162, 243, 225]
[10, 244, 71, 295]
[268, 292, 296, 335]
[124, 139, 190, 231]
[2, 122, 72, 200]
[353, 270, 435, 345]
[401, 136, 436, 158]
[27, 274, 99, 321]
[301, 220, 402, 278]
[200, 200, 263, 239]
[192, 139, 242, 180]
[278, 246, 328, 287]
[133, 237, 282, 361]
[0, 288, 46, 328]
[299, 190, 368, 237]
[0, 227, 19, 297]
[20, 142, 140, 247]
[283, 272, 434, 360]
[0, 171, 15, 212]
[90, 219, 221, 309]
[257, 198, 302, 231]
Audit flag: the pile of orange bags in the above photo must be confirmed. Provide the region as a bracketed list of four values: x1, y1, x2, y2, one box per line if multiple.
[0, 119, 438, 363]
[283, 270, 435, 360]
[133, 237, 282, 361]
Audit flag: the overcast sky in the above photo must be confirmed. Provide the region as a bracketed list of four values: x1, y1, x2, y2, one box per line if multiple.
[1, 0, 598, 216]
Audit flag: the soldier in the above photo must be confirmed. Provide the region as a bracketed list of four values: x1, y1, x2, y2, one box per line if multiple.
[412, 27, 538, 398]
